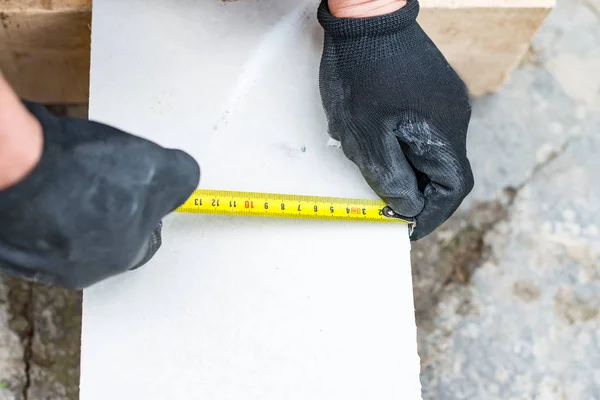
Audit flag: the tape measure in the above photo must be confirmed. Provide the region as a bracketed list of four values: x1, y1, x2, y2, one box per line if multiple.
[175, 189, 415, 227]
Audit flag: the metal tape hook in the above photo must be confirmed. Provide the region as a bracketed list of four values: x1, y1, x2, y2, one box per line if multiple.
[382, 206, 416, 236]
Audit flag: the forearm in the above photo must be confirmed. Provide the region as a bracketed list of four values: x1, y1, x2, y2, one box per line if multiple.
[0, 72, 43, 190]
[327, 0, 406, 18]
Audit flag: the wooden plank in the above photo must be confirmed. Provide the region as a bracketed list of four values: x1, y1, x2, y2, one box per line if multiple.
[0, 1, 91, 103]
[0, 0, 553, 103]
[1, 0, 90, 11]
[419, 6, 553, 96]
[422, 0, 554, 7]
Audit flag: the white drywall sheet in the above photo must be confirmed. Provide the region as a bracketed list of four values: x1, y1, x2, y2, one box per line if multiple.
[80, 0, 421, 399]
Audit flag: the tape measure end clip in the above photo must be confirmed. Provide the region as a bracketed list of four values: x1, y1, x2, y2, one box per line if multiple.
[382, 206, 416, 230]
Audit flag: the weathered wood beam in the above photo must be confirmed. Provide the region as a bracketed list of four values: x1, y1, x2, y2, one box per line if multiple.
[0, 0, 554, 103]
[0, 0, 92, 103]
[419, 0, 555, 96]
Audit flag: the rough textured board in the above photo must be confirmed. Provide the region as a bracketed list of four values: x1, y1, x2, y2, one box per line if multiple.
[0, 0, 91, 103]
[79, 0, 420, 399]
[419, 6, 554, 96]
[422, 0, 554, 7]
[0, 1, 90, 10]
[0, 0, 552, 102]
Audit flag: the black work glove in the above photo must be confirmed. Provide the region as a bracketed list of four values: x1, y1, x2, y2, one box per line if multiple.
[0, 102, 200, 289]
[317, 0, 474, 240]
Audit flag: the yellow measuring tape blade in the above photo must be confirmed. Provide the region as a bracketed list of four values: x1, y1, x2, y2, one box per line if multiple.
[175, 189, 414, 225]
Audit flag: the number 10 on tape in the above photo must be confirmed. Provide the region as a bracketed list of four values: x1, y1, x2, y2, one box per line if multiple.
[175, 189, 415, 226]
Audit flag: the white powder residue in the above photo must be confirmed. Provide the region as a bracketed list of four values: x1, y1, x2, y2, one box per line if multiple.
[214, 2, 315, 129]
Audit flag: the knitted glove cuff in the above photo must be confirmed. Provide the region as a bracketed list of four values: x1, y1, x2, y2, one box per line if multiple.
[317, 0, 419, 39]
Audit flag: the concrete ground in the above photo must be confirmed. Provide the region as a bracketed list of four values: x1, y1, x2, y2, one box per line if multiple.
[0, 0, 598, 397]
[413, 0, 600, 397]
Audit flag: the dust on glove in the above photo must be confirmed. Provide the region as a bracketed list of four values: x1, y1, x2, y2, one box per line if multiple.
[318, 0, 474, 240]
[0, 102, 200, 289]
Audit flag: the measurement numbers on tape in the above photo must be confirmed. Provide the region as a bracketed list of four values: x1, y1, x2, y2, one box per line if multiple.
[175, 189, 415, 226]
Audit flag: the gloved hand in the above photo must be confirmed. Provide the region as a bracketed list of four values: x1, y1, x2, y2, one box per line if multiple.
[0, 102, 200, 289]
[317, 0, 474, 240]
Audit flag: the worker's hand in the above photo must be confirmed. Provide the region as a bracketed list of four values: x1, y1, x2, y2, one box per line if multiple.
[318, 0, 474, 240]
[0, 101, 200, 289]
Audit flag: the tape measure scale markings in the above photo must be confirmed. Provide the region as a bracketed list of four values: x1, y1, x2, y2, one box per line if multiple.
[175, 189, 415, 227]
